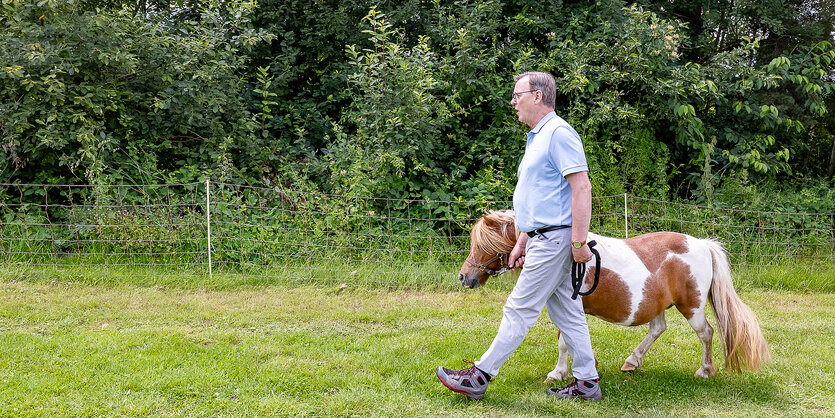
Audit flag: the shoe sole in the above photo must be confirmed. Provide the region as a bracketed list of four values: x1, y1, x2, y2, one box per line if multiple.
[435, 367, 485, 400]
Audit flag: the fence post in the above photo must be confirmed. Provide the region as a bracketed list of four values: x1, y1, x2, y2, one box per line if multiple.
[624, 193, 629, 238]
[206, 179, 212, 279]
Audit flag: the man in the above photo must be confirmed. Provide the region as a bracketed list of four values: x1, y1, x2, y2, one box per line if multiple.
[436, 71, 601, 401]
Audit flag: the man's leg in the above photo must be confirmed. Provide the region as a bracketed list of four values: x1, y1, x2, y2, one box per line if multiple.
[544, 278, 598, 381]
[474, 231, 567, 377]
[542, 240, 601, 401]
[436, 230, 572, 399]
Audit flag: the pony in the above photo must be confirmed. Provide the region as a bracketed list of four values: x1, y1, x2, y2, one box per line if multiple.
[459, 210, 770, 380]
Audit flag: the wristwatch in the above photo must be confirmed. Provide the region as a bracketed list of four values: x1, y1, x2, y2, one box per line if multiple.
[572, 240, 586, 249]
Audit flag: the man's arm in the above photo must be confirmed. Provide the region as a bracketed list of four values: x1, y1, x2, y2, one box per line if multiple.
[566, 171, 593, 263]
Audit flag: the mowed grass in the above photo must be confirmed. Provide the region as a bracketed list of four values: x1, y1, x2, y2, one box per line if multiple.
[3, 255, 834, 292]
[1, 272, 834, 417]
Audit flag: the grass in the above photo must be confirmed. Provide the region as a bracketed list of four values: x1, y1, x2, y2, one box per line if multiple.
[1, 269, 834, 416]
[735, 260, 835, 292]
[0, 258, 469, 291]
[2, 253, 834, 292]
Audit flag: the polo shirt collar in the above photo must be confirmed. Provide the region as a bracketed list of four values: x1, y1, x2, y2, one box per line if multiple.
[529, 111, 557, 134]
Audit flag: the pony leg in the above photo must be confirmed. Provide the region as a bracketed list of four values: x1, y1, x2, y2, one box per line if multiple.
[545, 331, 571, 382]
[621, 312, 667, 372]
[686, 311, 716, 378]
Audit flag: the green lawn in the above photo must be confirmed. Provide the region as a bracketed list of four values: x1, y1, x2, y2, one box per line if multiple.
[1, 275, 833, 416]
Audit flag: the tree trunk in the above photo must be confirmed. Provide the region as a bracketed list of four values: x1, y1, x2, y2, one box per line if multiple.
[828, 136, 835, 178]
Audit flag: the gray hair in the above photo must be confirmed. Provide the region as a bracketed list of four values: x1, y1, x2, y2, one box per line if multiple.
[515, 71, 556, 108]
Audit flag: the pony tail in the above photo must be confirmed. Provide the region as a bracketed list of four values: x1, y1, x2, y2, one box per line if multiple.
[706, 240, 771, 373]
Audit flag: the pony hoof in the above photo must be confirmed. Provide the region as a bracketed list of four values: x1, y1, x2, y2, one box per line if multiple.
[620, 362, 638, 372]
[694, 367, 716, 378]
[546, 371, 569, 382]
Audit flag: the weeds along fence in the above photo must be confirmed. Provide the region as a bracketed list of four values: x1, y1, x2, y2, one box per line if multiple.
[1, 182, 833, 287]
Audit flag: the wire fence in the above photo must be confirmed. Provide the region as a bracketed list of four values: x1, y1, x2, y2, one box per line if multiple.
[1, 181, 833, 287]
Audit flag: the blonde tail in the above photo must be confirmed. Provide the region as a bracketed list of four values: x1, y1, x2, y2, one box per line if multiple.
[706, 240, 771, 373]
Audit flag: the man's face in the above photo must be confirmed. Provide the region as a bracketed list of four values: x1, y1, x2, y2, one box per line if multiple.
[510, 77, 539, 127]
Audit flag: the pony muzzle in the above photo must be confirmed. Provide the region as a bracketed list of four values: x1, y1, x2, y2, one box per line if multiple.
[458, 272, 481, 289]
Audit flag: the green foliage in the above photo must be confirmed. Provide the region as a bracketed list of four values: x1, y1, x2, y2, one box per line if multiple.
[1, 0, 833, 208]
[715, 173, 835, 214]
[0, 0, 272, 186]
[542, 5, 686, 197]
[327, 8, 452, 199]
[531, 4, 834, 200]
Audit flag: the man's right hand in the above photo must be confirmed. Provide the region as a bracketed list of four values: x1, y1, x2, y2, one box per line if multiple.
[508, 232, 528, 269]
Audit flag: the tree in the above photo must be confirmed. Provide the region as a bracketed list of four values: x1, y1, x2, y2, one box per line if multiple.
[0, 0, 272, 185]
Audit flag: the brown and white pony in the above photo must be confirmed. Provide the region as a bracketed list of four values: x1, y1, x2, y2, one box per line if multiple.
[459, 210, 770, 380]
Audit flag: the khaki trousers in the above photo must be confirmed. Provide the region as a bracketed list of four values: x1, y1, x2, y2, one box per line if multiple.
[475, 227, 599, 380]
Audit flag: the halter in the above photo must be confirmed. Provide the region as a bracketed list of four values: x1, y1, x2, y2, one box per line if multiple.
[465, 253, 511, 277]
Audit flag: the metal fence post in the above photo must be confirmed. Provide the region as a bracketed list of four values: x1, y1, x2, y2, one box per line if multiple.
[206, 179, 212, 279]
[624, 193, 629, 238]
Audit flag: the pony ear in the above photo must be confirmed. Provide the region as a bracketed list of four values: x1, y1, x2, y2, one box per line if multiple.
[482, 213, 498, 228]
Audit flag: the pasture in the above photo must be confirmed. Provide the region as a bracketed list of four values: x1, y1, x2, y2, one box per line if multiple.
[1, 267, 833, 417]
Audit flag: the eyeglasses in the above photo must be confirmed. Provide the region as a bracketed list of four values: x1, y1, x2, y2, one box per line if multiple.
[512, 90, 538, 101]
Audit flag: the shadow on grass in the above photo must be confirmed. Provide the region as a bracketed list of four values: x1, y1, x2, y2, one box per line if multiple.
[609, 368, 781, 402]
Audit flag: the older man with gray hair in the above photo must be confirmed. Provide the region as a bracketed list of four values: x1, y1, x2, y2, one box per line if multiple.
[436, 71, 601, 401]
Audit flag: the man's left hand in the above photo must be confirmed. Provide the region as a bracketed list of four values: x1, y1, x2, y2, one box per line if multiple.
[571, 244, 594, 263]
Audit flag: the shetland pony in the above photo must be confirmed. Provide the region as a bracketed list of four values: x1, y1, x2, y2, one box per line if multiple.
[459, 210, 770, 380]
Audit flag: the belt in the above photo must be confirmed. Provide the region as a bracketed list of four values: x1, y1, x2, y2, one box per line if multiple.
[526, 225, 570, 238]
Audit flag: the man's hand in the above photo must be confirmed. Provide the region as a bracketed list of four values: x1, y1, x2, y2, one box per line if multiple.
[509, 232, 528, 269]
[571, 244, 593, 263]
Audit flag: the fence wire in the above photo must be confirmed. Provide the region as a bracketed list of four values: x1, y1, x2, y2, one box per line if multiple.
[1, 182, 832, 287]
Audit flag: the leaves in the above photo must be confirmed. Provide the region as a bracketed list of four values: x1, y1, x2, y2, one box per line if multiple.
[2, 0, 833, 204]
[0, 0, 273, 184]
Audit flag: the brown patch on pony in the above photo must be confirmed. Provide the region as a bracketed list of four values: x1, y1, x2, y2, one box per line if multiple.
[581, 267, 631, 323]
[624, 232, 689, 273]
[632, 257, 702, 325]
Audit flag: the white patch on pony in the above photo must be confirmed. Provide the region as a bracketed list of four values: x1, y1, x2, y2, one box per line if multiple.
[587, 233, 650, 326]
[679, 236, 714, 306]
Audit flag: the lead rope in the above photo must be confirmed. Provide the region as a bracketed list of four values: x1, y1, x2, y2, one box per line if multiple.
[571, 240, 601, 300]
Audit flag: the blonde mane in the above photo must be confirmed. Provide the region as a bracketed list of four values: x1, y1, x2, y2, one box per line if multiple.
[471, 210, 518, 256]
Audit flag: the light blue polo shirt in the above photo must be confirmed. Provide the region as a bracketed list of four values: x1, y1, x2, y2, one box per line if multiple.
[513, 112, 588, 233]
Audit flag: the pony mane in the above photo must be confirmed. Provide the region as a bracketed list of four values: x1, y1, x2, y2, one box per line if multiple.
[471, 210, 518, 256]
